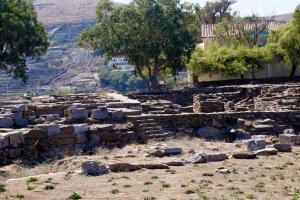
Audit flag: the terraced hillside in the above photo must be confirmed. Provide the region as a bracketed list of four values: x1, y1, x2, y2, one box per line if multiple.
[0, 0, 105, 97]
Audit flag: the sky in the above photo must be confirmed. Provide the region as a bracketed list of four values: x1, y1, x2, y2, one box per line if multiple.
[114, 0, 300, 16]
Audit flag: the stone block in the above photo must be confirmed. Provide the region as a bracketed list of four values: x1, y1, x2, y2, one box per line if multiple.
[0, 117, 13, 128]
[232, 151, 257, 159]
[110, 110, 126, 121]
[279, 134, 299, 145]
[47, 114, 61, 122]
[8, 148, 22, 158]
[283, 129, 295, 135]
[246, 139, 266, 151]
[7, 131, 25, 146]
[164, 148, 182, 156]
[10, 104, 25, 113]
[74, 124, 90, 134]
[60, 125, 75, 136]
[58, 137, 77, 145]
[81, 161, 108, 176]
[0, 135, 9, 149]
[108, 163, 141, 172]
[91, 107, 109, 120]
[273, 143, 292, 152]
[68, 106, 88, 120]
[24, 128, 48, 140]
[36, 124, 60, 137]
[256, 148, 278, 156]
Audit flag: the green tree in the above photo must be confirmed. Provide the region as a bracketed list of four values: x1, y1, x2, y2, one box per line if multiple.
[0, 0, 49, 82]
[188, 43, 269, 78]
[79, 0, 195, 90]
[267, 5, 300, 79]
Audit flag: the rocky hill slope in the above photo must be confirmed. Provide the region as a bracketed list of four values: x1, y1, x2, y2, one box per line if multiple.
[0, 0, 106, 97]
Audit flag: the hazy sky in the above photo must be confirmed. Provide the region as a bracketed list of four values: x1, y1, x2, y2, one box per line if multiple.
[114, 0, 300, 16]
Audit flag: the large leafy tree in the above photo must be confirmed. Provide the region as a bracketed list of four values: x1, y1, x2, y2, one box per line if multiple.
[0, 0, 49, 82]
[79, 0, 195, 90]
[267, 5, 300, 79]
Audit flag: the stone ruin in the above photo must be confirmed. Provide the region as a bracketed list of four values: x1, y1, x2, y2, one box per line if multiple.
[0, 83, 299, 166]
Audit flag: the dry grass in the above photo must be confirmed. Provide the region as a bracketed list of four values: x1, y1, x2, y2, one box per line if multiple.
[0, 139, 300, 200]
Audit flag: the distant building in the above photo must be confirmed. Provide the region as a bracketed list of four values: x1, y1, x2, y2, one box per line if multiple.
[188, 20, 299, 84]
[108, 57, 135, 72]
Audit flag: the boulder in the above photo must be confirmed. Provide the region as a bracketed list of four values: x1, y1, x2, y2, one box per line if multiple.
[91, 107, 109, 120]
[232, 151, 256, 159]
[273, 143, 292, 152]
[60, 125, 75, 136]
[24, 128, 48, 140]
[68, 106, 88, 120]
[196, 125, 225, 140]
[81, 161, 108, 176]
[108, 163, 141, 172]
[7, 148, 22, 158]
[246, 139, 266, 151]
[0, 117, 13, 128]
[256, 148, 278, 156]
[164, 148, 182, 156]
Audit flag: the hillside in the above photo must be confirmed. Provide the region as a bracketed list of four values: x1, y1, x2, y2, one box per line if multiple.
[0, 0, 106, 97]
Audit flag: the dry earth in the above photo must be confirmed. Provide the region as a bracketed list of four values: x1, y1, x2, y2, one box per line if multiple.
[0, 137, 300, 200]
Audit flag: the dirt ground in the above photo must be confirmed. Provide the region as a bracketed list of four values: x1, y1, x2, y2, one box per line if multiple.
[1, 137, 300, 200]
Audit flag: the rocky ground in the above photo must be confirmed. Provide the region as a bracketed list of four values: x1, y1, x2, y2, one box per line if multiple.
[1, 137, 300, 200]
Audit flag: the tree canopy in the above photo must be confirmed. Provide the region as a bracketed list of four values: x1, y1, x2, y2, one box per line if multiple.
[267, 5, 300, 79]
[0, 0, 49, 82]
[188, 43, 270, 78]
[79, 0, 195, 89]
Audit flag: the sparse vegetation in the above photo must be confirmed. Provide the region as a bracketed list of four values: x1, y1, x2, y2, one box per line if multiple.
[68, 192, 82, 200]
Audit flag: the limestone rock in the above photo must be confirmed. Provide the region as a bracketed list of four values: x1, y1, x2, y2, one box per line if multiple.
[164, 147, 182, 156]
[0, 136, 9, 149]
[279, 134, 299, 145]
[256, 148, 278, 156]
[81, 161, 108, 176]
[232, 151, 257, 159]
[235, 131, 251, 140]
[7, 131, 25, 146]
[68, 106, 88, 120]
[110, 110, 126, 121]
[273, 143, 292, 152]
[60, 125, 75, 136]
[36, 124, 60, 137]
[283, 129, 295, 135]
[10, 104, 25, 113]
[47, 114, 61, 122]
[8, 148, 22, 158]
[108, 163, 141, 172]
[0, 117, 13, 128]
[91, 107, 109, 120]
[189, 153, 207, 164]
[205, 153, 228, 162]
[140, 163, 169, 170]
[73, 124, 90, 134]
[196, 125, 225, 140]
[246, 139, 266, 151]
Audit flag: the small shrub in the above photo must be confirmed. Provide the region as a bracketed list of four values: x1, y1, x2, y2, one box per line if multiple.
[16, 193, 24, 199]
[26, 177, 38, 183]
[162, 183, 170, 188]
[27, 186, 35, 190]
[184, 189, 196, 194]
[0, 184, 6, 192]
[202, 172, 214, 177]
[144, 197, 156, 200]
[111, 189, 120, 194]
[44, 185, 55, 190]
[68, 192, 82, 200]
[151, 176, 159, 179]
[123, 184, 132, 188]
[44, 178, 53, 183]
[144, 181, 153, 185]
[246, 193, 256, 199]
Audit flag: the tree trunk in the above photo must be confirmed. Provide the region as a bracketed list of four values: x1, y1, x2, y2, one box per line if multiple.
[240, 74, 245, 80]
[150, 66, 159, 90]
[290, 63, 297, 80]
